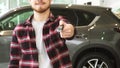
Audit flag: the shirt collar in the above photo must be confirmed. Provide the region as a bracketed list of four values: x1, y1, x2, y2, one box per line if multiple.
[25, 12, 55, 25]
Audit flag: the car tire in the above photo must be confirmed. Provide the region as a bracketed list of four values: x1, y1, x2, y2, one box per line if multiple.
[76, 52, 114, 68]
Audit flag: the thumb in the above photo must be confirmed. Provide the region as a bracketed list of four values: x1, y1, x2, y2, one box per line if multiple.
[59, 19, 66, 26]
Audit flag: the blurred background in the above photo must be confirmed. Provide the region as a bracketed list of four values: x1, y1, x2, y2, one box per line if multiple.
[0, 0, 120, 19]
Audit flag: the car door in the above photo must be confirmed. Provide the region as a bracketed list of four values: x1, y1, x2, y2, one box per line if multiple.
[51, 8, 96, 59]
[72, 9, 103, 68]
[0, 9, 33, 67]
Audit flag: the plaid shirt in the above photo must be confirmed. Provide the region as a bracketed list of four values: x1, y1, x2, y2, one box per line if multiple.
[8, 13, 72, 68]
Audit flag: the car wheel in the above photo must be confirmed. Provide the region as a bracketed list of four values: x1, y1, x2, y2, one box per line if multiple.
[76, 52, 114, 68]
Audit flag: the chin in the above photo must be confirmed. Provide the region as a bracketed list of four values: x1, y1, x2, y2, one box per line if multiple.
[34, 7, 50, 13]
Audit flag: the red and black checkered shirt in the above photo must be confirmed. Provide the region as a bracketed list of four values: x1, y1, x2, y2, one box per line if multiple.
[8, 13, 72, 68]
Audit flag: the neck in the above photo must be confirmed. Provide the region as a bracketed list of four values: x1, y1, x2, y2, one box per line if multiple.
[33, 9, 50, 22]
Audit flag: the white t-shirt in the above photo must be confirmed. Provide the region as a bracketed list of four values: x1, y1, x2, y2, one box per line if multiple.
[32, 19, 53, 68]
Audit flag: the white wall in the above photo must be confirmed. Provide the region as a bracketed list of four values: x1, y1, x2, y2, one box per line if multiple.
[53, 0, 73, 4]
[75, 0, 120, 12]
[75, 0, 120, 8]
[76, 0, 100, 5]
[108, 0, 120, 8]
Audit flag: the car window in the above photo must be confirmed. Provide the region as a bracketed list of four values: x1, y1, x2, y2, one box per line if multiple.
[0, 10, 33, 30]
[51, 8, 77, 26]
[75, 10, 96, 26]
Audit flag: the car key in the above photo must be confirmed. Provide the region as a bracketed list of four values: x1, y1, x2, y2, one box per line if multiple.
[56, 25, 64, 32]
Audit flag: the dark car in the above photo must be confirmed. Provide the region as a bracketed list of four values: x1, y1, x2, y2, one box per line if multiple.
[0, 4, 120, 68]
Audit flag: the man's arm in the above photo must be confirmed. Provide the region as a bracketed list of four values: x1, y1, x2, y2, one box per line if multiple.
[8, 30, 21, 68]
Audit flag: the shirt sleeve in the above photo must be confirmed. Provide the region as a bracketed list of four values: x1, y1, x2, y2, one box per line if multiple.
[8, 29, 21, 68]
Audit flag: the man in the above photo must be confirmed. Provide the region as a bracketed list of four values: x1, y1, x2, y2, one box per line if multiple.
[8, 0, 74, 68]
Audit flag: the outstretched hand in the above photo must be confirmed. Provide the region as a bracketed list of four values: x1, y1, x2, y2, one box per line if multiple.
[59, 20, 74, 38]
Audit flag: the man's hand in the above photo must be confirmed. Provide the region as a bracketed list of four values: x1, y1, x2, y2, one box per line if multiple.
[59, 20, 74, 38]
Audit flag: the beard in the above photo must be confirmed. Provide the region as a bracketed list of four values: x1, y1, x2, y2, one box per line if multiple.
[31, 5, 50, 13]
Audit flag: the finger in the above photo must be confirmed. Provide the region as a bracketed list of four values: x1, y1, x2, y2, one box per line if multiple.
[59, 19, 66, 26]
[62, 29, 71, 33]
[60, 32, 73, 38]
[60, 34, 72, 38]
